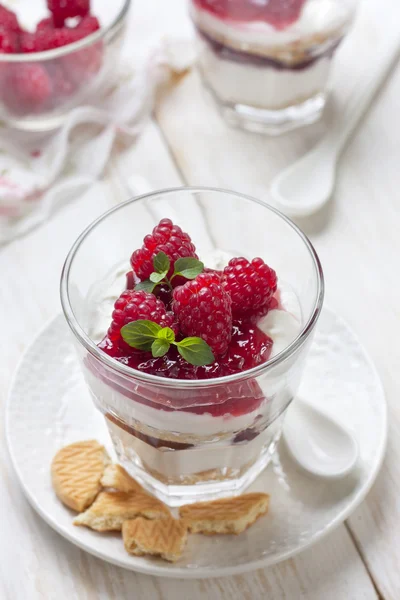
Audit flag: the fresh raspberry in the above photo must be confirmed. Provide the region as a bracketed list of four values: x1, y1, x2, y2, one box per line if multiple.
[107, 290, 176, 343]
[4, 64, 52, 112]
[0, 5, 21, 34]
[0, 27, 18, 53]
[62, 40, 102, 83]
[35, 26, 80, 51]
[47, 0, 90, 28]
[47, 63, 75, 100]
[172, 272, 232, 355]
[75, 15, 100, 36]
[223, 257, 277, 316]
[131, 219, 198, 282]
[20, 32, 37, 53]
[36, 17, 54, 31]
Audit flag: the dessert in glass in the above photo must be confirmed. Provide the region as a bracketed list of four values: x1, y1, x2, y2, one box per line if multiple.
[61, 188, 324, 506]
[0, 0, 130, 131]
[190, 0, 357, 134]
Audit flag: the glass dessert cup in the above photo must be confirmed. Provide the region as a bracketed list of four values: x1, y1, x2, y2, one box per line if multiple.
[60, 187, 324, 506]
[190, 0, 357, 134]
[0, 0, 130, 132]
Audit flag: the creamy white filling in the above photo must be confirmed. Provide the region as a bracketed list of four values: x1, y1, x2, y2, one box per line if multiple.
[199, 46, 331, 109]
[85, 254, 302, 434]
[191, 0, 353, 49]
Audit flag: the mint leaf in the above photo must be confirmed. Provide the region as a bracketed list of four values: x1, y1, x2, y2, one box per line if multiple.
[150, 271, 168, 284]
[153, 251, 170, 274]
[157, 327, 175, 343]
[173, 257, 204, 280]
[135, 279, 156, 294]
[176, 337, 215, 366]
[121, 319, 161, 351]
[151, 338, 170, 358]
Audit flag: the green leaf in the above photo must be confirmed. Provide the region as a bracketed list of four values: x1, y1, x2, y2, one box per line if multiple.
[153, 251, 170, 274]
[157, 327, 175, 343]
[176, 337, 215, 366]
[151, 338, 170, 358]
[121, 319, 162, 351]
[149, 270, 168, 284]
[135, 279, 156, 294]
[173, 257, 204, 280]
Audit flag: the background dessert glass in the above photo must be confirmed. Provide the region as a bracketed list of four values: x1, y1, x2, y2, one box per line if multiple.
[190, 0, 358, 134]
[0, 0, 130, 131]
[61, 187, 324, 506]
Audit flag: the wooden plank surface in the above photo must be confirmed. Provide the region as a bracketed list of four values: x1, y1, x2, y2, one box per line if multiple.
[0, 0, 397, 597]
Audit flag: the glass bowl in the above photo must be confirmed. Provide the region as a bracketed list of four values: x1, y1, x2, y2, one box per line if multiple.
[190, 0, 358, 134]
[60, 187, 324, 506]
[0, 0, 131, 131]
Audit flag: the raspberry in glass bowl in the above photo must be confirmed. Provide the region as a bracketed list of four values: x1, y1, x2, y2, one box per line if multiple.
[190, 0, 357, 134]
[0, 0, 130, 130]
[61, 187, 324, 506]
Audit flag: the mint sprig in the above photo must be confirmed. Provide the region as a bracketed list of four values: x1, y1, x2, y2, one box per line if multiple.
[134, 251, 204, 294]
[121, 319, 215, 367]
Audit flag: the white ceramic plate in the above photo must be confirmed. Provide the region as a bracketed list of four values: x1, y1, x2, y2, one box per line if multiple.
[6, 308, 387, 579]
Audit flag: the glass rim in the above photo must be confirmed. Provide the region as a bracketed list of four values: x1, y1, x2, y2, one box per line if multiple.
[60, 186, 325, 389]
[0, 0, 131, 63]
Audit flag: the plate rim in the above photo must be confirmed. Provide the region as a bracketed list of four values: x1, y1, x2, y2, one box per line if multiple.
[5, 309, 388, 579]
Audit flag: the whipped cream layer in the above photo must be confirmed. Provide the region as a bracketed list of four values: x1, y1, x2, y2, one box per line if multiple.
[199, 45, 331, 109]
[191, 0, 354, 52]
[84, 253, 302, 435]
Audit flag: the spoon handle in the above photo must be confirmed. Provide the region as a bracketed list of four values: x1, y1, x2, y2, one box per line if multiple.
[324, 35, 400, 157]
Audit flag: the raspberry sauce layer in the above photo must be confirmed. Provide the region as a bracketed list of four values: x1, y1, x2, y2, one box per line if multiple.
[193, 0, 306, 29]
[98, 317, 273, 418]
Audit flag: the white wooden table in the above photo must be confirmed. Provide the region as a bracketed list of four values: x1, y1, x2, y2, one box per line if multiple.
[1, 0, 399, 597]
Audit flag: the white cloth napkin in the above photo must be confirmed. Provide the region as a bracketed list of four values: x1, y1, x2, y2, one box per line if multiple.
[0, 38, 196, 245]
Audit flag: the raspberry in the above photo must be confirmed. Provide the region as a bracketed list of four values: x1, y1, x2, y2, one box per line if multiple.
[172, 272, 232, 355]
[37, 17, 54, 31]
[35, 26, 80, 51]
[223, 257, 277, 316]
[4, 64, 52, 113]
[0, 5, 20, 34]
[62, 40, 102, 83]
[20, 32, 37, 53]
[0, 27, 18, 53]
[47, 63, 75, 100]
[47, 0, 90, 28]
[107, 290, 176, 344]
[76, 15, 100, 36]
[131, 219, 198, 282]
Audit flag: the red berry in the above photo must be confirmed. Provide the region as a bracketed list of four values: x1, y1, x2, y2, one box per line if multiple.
[107, 290, 176, 344]
[0, 5, 20, 34]
[47, 0, 90, 28]
[75, 15, 100, 36]
[131, 219, 198, 282]
[35, 26, 80, 51]
[48, 63, 75, 100]
[0, 27, 18, 53]
[172, 272, 232, 355]
[223, 257, 277, 316]
[62, 40, 102, 83]
[20, 32, 37, 53]
[4, 64, 52, 112]
[37, 17, 54, 31]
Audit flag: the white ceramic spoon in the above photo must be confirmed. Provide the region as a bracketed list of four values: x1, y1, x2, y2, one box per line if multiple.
[270, 35, 400, 218]
[283, 398, 359, 478]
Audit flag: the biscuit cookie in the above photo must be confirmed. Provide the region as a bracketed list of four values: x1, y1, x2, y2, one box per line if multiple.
[51, 440, 110, 512]
[123, 517, 187, 562]
[73, 491, 170, 531]
[179, 492, 269, 535]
